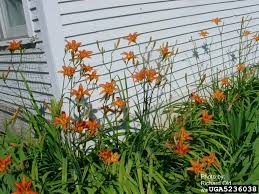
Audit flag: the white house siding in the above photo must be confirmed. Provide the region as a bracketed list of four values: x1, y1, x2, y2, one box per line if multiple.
[57, 0, 259, 111]
[0, 0, 53, 123]
[2, 0, 259, 125]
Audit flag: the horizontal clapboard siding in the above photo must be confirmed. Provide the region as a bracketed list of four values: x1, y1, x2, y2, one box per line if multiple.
[58, 0, 259, 110]
[57, 0, 259, 110]
[0, 0, 52, 117]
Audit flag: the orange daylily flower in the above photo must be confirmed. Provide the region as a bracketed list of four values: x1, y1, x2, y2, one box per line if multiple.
[85, 119, 100, 136]
[200, 110, 213, 124]
[71, 84, 91, 99]
[199, 31, 209, 38]
[86, 70, 99, 82]
[187, 160, 205, 175]
[0, 155, 11, 173]
[58, 66, 76, 77]
[100, 80, 117, 96]
[99, 149, 112, 161]
[179, 127, 192, 142]
[211, 18, 222, 25]
[65, 40, 81, 52]
[7, 40, 22, 52]
[132, 69, 146, 82]
[54, 111, 71, 129]
[125, 32, 139, 45]
[99, 150, 112, 164]
[77, 49, 93, 60]
[220, 78, 230, 86]
[145, 69, 158, 82]
[80, 64, 93, 73]
[175, 142, 190, 156]
[99, 149, 120, 165]
[72, 120, 86, 133]
[112, 97, 127, 108]
[202, 152, 220, 168]
[110, 152, 120, 164]
[160, 46, 172, 59]
[236, 63, 246, 72]
[11, 177, 38, 194]
[122, 51, 136, 62]
[254, 34, 259, 41]
[213, 90, 226, 101]
[132, 68, 158, 82]
[190, 93, 204, 104]
[243, 30, 251, 36]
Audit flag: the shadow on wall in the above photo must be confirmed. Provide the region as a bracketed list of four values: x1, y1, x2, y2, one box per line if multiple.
[0, 104, 27, 132]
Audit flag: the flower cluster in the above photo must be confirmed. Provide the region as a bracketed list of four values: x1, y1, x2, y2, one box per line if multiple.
[0, 155, 11, 173]
[11, 177, 38, 194]
[220, 78, 230, 86]
[98, 149, 120, 165]
[160, 45, 173, 60]
[199, 31, 209, 38]
[54, 112, 100, 136]
[175, 127, 192, 156]
[58, 66, 76, 78]
[187, 152, 220, 175]
[213, 90, 226, 101]
[71, 83, 91, 101]
[122, 51, 136, 62]
[72, 119, 100, 135]
[200, 110, 213, 124]
[190, 92, 204, 104]
[100, 96, 127, 115]
[65, 40, 93, 60]
[211, 17, 222, 25]
[236, 63, 246, 72]
[124, 32, 139, 45]
[54, 111, 71, 130]
[165, 127, 192, 156]
[132, 68, 159, 83]
[7, 40, 22, 52]
[100, 80, 117, 97]
[59, 40, 95, 75]
[199, 17, 221, 38]
[80, 64, 99, 82]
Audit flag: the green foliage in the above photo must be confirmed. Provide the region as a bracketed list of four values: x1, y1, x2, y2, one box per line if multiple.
[1, 70, 258, 193]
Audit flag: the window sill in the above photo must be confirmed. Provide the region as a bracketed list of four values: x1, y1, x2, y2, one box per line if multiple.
[0, 36, 37, 51]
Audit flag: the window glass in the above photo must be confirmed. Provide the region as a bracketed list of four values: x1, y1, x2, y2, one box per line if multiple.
[0, 0, 27, 40]
[4, 0, 26, 27]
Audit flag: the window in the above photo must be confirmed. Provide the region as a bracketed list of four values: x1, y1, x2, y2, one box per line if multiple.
[0, 0, 27, 40]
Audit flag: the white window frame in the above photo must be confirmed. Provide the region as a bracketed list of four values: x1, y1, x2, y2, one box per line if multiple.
[0, 0, 33, 41]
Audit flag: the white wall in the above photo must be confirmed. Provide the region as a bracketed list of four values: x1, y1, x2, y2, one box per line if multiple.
[56, 0, 259, 111]
[1, 0, 259, 125]
[0, 0, 53, 124]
